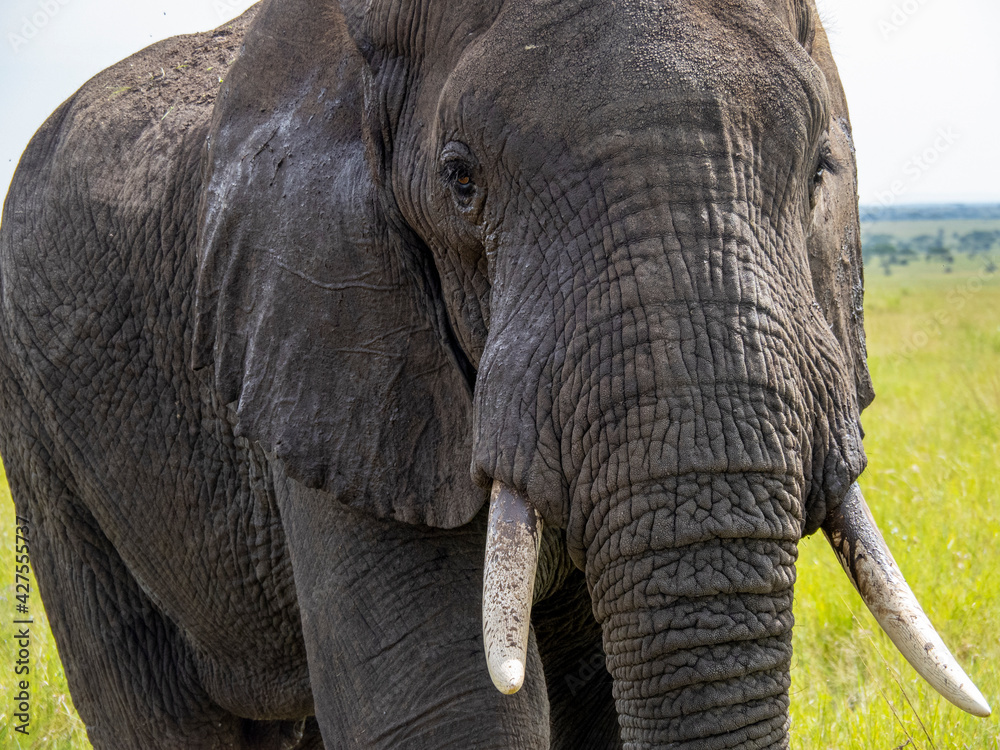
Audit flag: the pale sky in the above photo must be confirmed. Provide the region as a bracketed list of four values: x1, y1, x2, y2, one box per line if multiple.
[2, 0, 999, 208]
[814, 0, 1000, 205]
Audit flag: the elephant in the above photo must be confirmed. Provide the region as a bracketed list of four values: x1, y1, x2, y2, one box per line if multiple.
[0, 0, 989, 747]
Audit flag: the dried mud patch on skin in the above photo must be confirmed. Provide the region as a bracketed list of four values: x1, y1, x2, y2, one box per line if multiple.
[95, 9, 257, 124]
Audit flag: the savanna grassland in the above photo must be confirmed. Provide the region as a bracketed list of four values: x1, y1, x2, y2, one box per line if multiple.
[1, 257, 998, 749]
[861, 217, 1000, 243]
[789, 256, 1000, 749]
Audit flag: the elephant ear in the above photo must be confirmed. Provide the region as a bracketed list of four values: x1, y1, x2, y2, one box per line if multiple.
[192, 0, 482, 528]
[806, 22, 876, 411]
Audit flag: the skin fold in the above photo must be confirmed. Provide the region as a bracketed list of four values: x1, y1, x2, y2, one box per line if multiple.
[0, 0, 876, 748]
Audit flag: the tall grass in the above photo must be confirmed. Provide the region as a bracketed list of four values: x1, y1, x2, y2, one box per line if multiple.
[1, 258, 997, 748]
[790, 258, 1000, 748]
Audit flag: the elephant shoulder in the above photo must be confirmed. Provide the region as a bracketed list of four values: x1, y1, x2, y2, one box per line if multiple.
[0, 9, 259, 399]
[3, 7, 260, 253]
[53, 7, 259, 194]
[91, 9, 257, 128]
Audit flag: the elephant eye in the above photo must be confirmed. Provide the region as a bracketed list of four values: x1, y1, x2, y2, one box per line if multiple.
[813, 143, 838, 186]
[443, 162, 477, 202]
[809, 140, 838, 209]
[440, 141, 480, 209]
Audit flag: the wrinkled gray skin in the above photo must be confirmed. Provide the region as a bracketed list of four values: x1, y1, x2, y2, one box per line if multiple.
[0, 0, 874, 747]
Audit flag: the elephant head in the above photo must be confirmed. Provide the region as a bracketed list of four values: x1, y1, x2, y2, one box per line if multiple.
[192, 0, 988, 745]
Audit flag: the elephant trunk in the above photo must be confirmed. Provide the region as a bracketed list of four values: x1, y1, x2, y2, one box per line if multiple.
[585, 475, 801, 750]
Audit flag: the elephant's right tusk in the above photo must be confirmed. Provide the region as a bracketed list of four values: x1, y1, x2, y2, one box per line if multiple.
[482, 481, 542, 695]
[823, 483, 991, 717]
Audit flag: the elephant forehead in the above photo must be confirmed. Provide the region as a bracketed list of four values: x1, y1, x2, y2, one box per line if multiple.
[440, 0, 828, 158]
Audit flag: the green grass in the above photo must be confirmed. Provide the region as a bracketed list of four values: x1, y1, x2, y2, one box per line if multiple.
[1, 257, 998, 748]
[790, 258, 1000, 749]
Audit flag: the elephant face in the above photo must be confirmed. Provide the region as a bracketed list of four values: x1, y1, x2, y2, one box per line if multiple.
[391, 0, 871, 534]
[193, 0, 985, 745]
[196, 0, 864, 522]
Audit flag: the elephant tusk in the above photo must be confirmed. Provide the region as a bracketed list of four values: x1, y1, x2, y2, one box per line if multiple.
[482, 481, 542, 695]
[823, 483, 991, 717]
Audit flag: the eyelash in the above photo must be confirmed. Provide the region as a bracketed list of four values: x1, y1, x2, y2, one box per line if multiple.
[815, 146, 837, 182]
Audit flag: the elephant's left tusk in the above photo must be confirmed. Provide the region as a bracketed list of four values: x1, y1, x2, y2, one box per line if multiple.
[823, 482, 991, 717]
[482, 481, 542, 694]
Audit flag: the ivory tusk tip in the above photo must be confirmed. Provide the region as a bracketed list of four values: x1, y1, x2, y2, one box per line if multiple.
[960, 684, 991, 718]
[483, 482, 539, 696]
[489, 658, 525, 695]
[824, 483, 992, 719]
